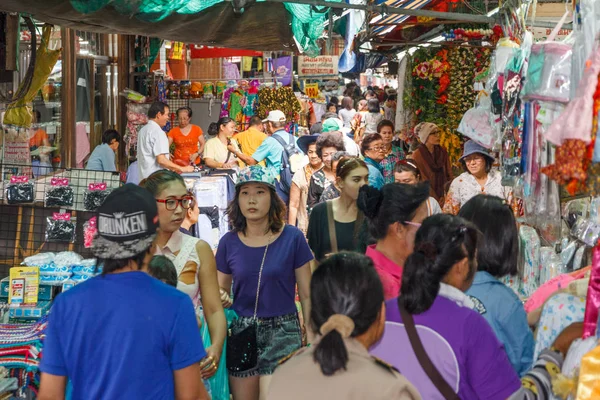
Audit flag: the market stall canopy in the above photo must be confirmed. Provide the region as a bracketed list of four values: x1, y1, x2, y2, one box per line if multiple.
[0, 0, 295, 51]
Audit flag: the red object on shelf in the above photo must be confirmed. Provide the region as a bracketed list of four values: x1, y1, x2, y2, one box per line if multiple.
[190, 45, 263, 59]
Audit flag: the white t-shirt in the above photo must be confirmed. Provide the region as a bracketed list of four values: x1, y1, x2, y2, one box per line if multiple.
[342, 134, 361, 157]
[338, 108, 357, 128]
[138, 120, 170, 179]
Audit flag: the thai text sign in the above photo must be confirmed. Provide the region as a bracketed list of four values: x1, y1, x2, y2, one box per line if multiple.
[298, 56, 339, 76]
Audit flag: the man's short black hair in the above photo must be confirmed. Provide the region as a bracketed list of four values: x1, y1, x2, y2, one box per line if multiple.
[102, 129, 121, 145]
[148, 101, 169, 119]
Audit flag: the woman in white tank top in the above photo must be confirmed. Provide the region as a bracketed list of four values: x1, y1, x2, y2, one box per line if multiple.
[140, 170, 228, 398]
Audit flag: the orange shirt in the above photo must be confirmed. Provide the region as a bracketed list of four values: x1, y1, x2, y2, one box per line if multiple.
[29, 129, 49, 149]
[168, 125, 204, 165]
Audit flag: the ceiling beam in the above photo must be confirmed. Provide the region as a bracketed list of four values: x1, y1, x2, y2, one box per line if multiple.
[264, 0, 495, 24]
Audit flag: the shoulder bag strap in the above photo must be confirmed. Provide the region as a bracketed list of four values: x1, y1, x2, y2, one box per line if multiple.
[326, 200, 339, 254]
[398, 301, 460, 400]
[253, 233, 272, 319]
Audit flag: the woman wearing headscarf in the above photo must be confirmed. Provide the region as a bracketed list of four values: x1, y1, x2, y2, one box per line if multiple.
[410, 122, 452, 204]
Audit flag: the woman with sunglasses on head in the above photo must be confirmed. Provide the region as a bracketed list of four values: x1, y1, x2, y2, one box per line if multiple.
[394, 160, 442, 216]
[288, 134, 323, 234]
[370, 214, 521, 400]
[410, 122, 452, 204]
[307, 158, 370, 263]
[459, 195, 534, 376]
[358, 183, 430, 301]
[320, 152, 349, 203]
[216, 166, 313, 400]
[443, 141, 513, 215]
[168, 107, 206, 166]
[267, 252, 420, 400]
[204, 117, 243, 169]
[140, 171, 228, 399]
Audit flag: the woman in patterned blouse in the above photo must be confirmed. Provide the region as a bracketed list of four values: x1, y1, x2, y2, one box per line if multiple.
[443, 140, 513, 215]
[378, 120, 405, 184]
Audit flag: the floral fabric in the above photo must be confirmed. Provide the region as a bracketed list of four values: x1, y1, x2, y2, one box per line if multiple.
[380, 144, 406, 184]
[443, 169, 513, 215]
[237, 165, 276, 188]
[533, 293, 586, 359]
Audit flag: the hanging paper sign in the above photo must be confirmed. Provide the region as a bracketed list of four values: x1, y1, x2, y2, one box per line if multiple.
[171, 42, 184, 60]
[298, 56, 339, 76]
[4, 140, 31, 165]
[305, 83, 320, 98]
[274, 56, 292, 86]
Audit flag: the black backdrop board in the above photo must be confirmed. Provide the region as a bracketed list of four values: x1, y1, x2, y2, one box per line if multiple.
[0, 164, 121, 278]
[0, 205, 95, 277]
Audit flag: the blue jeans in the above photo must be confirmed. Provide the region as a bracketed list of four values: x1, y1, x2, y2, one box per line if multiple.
[228, 313, 302, 377]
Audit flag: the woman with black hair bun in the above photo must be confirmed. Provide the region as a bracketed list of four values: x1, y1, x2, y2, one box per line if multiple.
[371, 214, 521, 400]
[268, 252, 420, 400]
[459, 195, 534, 376]
[358, 183, 429, 300]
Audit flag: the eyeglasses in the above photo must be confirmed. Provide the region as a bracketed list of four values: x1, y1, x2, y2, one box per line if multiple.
[464, 155, 484, 164]
[368, 145, 386, 152]
[156, 196, 195, 211]
[403, 221, 422, 228]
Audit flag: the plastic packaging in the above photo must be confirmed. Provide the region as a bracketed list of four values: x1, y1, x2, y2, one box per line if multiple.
[5, 176, 34, 205]
[523, 43, 573, 103]
[40, 275, 70, 286]
[457, 92, 495, 149]
[83, 217, 97, 248]
[45, 177, 74, 208]
[520, 225, 542, 297]
[54, 251, 83, 267]
[45, 213, 76, 243]
[83, 182, 111, 211]
[22, 253, 55, 267]
[582, 246, 600, 339]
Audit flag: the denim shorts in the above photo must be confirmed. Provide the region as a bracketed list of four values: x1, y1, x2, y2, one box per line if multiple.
[228, 313, 302, 378]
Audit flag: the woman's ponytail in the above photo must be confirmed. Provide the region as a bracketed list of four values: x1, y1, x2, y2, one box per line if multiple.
[310, 253, 384, 376]
[401, 246, 443, 314]
[313, 330, 349, 376]
[399, 215, 479, 315]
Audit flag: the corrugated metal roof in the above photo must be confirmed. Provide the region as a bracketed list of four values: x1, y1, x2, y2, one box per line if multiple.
[372, 0, 433, 35]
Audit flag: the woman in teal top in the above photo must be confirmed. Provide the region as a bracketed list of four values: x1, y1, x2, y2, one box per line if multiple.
[360, 133, 385, 189]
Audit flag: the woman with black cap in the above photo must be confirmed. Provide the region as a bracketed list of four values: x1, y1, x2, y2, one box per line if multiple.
[289, 134, 323, 234]
[443, 140, 513, 215]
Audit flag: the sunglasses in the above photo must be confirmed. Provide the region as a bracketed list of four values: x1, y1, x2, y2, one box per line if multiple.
[156, 196, 195, 211]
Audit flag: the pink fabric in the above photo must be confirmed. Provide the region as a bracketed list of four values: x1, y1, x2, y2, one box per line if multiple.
[76, 123, 91, 168]
[545, 47, 600, 145]
[365, 245, 403, 300]
[524, 274, 576, 312]
[583, 246, 600, 339]
[524, 267, 591, 312]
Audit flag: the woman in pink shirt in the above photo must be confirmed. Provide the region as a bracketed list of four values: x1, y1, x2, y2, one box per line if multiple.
[357, 183, 430, 300]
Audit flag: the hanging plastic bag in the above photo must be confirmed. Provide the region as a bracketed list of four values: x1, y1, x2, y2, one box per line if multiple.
[5, 176, 34, 205]
[457, 91, 495, 149]
[522, 12, 573, 104]
[45, 177, 74, 208]
[45, 213, 76, 243]
[83, 183, 111, 211]
[3, 24, 61, 127]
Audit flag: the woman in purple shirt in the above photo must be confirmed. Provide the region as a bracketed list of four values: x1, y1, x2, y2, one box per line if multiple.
[216, 166, 313, 400]
[371, 214, 521, 400]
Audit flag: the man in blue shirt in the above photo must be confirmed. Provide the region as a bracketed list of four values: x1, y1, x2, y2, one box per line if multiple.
[231, 110, 301, 203]
[39, 184, 209, 400]
[85, 129, 120, 172]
